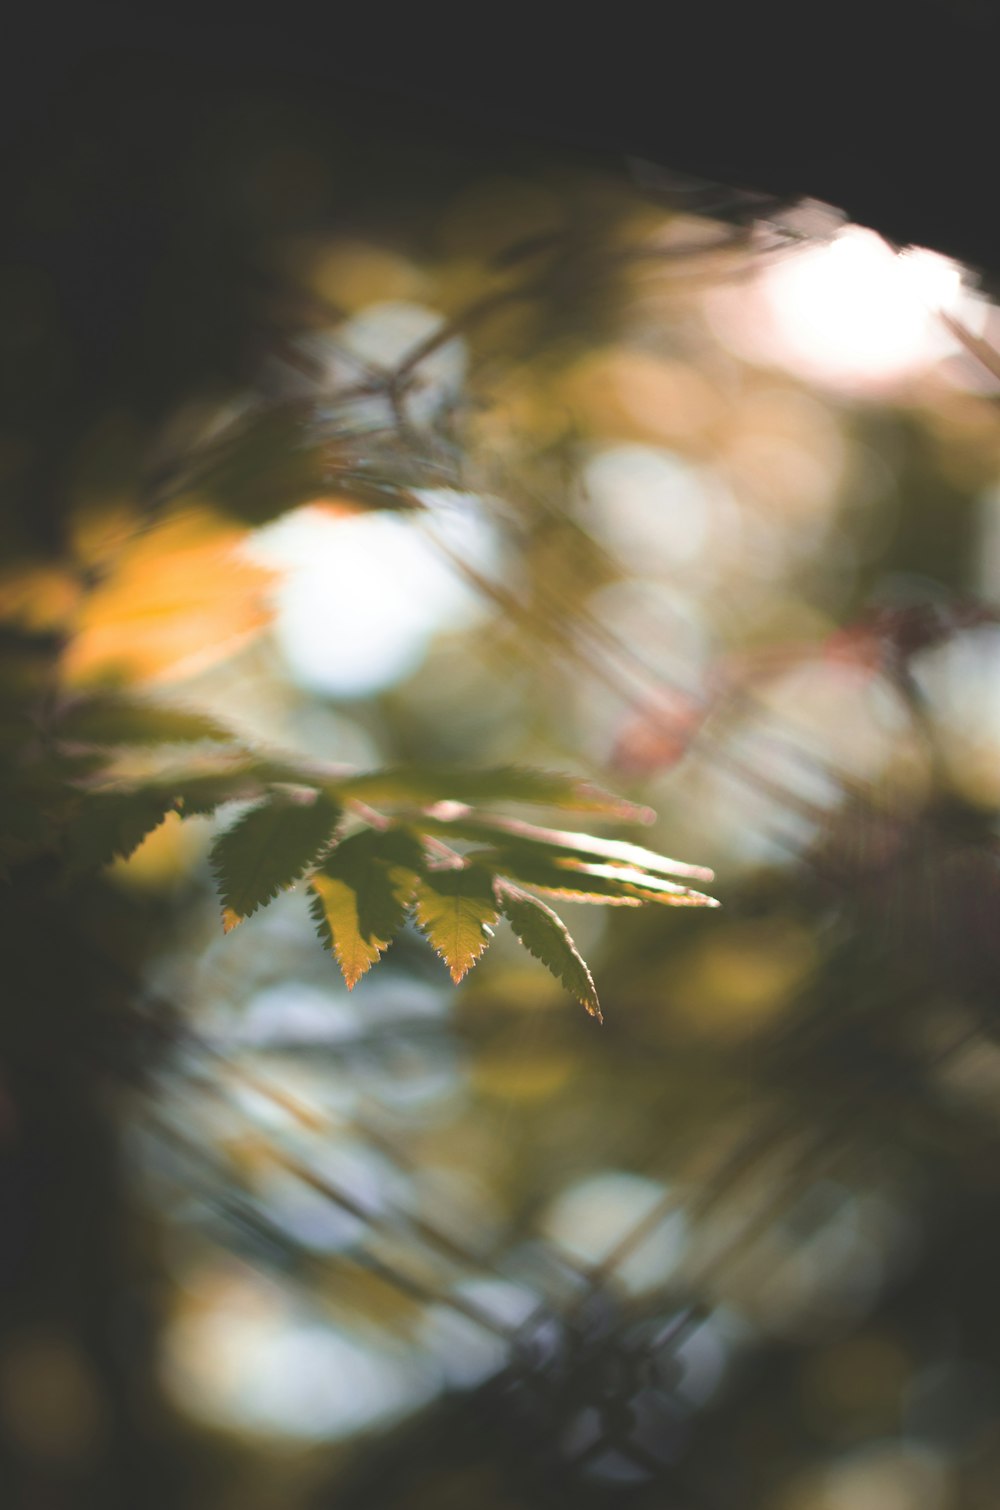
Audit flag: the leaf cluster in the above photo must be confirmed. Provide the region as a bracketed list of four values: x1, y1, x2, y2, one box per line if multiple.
[33, 691, 717, 1021]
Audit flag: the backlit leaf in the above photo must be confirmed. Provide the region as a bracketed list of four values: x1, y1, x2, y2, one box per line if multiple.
[413, 865, 500, 983]
[500, 886, 602, 1021]
[474, 850, 719, 907]
[415, 811, 714, 881]
[210, 789, 341, 928]
[308, 826, 424, 987]
[61, 503, 275, 686]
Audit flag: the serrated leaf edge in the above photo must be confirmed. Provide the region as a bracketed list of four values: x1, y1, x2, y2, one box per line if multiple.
[412, 866, 501, 984]
[209, 790, 340, 926]
[499, 883, 602, 1023]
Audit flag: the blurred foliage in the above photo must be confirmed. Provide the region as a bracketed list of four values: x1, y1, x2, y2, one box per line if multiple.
[5, 50, 1000, 1510]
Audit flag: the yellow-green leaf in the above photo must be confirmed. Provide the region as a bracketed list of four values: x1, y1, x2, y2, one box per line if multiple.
[500, 886, 602, 1022]
[473, 850, 719, 908]
[413, 865, 500, 983]
[414, 811, 713, 882]
[308, 826, 424, 988]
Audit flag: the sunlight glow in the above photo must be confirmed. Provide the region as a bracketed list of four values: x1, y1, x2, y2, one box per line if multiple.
[244, 493, 498, 697]
[163, 1270, 433, 1440]
[709, 228, 967, 389]
[541, 1173, 687, 1294]
[583, 445, 716, 570]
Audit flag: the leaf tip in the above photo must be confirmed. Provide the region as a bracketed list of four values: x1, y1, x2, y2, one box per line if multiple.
[577, 990, 603, 1024]
[221, 906, 243, 933]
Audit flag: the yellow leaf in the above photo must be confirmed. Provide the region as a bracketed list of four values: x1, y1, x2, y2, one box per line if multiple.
[61, 501, 276, 686]
[413, 866, 500, 983]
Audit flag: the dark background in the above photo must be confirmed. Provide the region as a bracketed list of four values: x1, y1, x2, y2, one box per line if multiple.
[6, 4, 997, 273]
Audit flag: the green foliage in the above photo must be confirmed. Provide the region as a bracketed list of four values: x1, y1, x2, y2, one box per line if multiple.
[54, 696, 233, 747]
[0, 649, 715, 1011]
[499, 885, 602, 1020]
[14, 686, 718, 1012]
[64, 789, 181, 872]
[464, 850, 718, 908]
[413, 812, 714, 881]
[210, 789, 342, 930]
[300, 792, 714, 1004]
[308, 826, 424, 987]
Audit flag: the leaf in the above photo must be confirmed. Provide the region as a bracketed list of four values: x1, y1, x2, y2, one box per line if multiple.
[308, 826, 424, 987]
[414, 811, 714, 882]
[61, 503, 276, 687]
[210, 789, 341, 928]
[64, 790, 180, 872]
[500, 886, 602, 1021]
[333, 765, 652, 819]
[122, 754, 285, 819]
[562, 860, 719, 905]
[473, 850, 719, 908]
[413, 865, 500, 983]
[167, 767, 273, 817]
[56, 695, 233, 747]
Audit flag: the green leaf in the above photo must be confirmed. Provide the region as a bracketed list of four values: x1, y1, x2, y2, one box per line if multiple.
[473, 850, 719, 908]
[333, 765, 651, 819]
[64, 790, 179, 872]
[308, 826, 424, 987]
[210, 789, 341, 930]
[414, 811, 714, 882]
[413, 865, 500, 983]
[55, 695, 233, 746]
[500, 886, 602, 1022]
